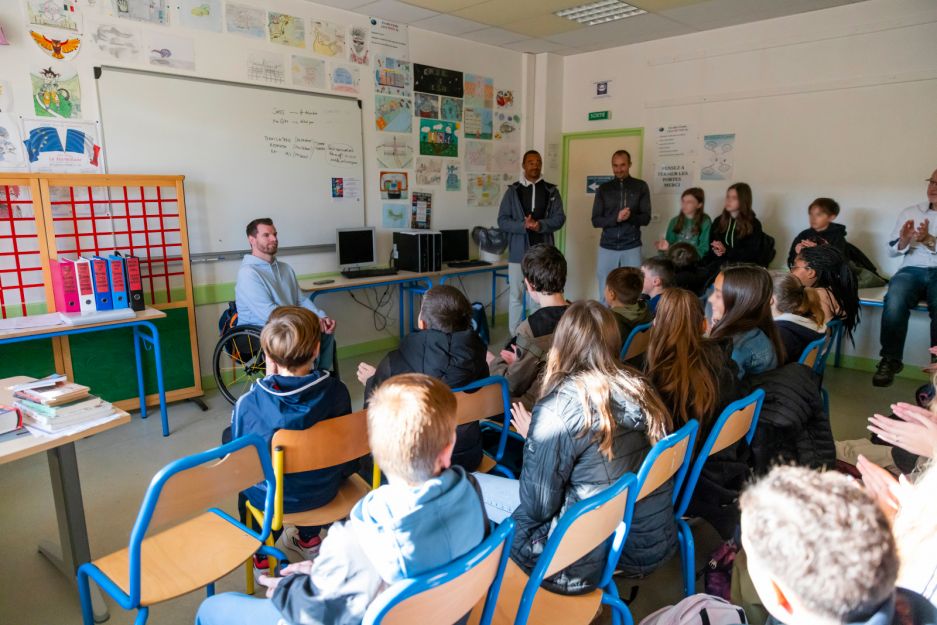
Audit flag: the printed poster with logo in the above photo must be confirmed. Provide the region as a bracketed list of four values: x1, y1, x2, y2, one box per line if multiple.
[21, 118, 103, 172]
[410, 191, 432, 229]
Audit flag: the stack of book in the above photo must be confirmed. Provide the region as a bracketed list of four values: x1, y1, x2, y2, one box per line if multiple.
[10, 374, 115, 434]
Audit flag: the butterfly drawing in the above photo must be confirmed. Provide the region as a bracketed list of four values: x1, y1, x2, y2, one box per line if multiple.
[30, 31, 81, 60]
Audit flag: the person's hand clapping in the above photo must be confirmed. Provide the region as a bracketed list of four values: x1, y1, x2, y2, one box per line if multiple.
[856, 455, 902, 522]
[898, 219, 916, 249]
[868, 402, 937, 459]
[510, 401, 532, 438]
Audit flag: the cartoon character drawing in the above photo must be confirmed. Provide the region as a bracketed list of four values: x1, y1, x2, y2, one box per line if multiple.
[30, 31, 81, 59]
[348, 25, 368, 65]
[37, 67, 67, 114]
[496, 89, 513, 108]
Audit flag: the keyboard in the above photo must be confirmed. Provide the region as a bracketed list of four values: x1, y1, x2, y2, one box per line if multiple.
[341, 268, 399, 279]
[446, 260, 492, 268]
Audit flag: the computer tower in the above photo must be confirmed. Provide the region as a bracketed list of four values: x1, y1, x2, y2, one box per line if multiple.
[393, 230, 441, 272]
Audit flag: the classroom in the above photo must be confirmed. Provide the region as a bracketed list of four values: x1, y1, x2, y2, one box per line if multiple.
[1, 0, 936, 623]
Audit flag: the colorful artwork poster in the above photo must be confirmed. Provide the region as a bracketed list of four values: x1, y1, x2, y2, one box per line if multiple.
[347, 24, 369, 65]
[30, 31, 82, 61]
[178, 0, 222, 32]
[374, 56, 411, 98]
[369, 17, 408, 60]
[440, 97, 462, 123]
[247, 50, 285, 84]
[31, 64, 81, 119]
[21, 117, 102, 172]
[0, 114, 28, 171]
[225, 2, 266, 39]
[379, 170, 408, 200]
[268, 12, 305, 48]
[415, 157, 441, 186]
[496, 88, 514, 109]
[311, 21, 344, 58]
[146, 32, 196, 71]
[375, 133, 413, 169]
[291, 55, 325, 90]
[329, 63, 359, 94]
[413, 64, 463, 98]
[374, 95, 411, 133]
[493, 144, 521, 174]
[414, 92, 439, 119]
[411, 191, 432, 229]
[419, 120, 458, 158]
[701, 133, 735, 181]
[27, 0, 80, 32]
[382, 203, 407, 229]
[112, 0, 169, 25]
[87, 21, 141, 62]
[445, 162, 461, 192]
[466, 173, 501, 208]
[464, 140, 491, 172]
[463, 74, 493, 140]
[494, 112, 520, 142]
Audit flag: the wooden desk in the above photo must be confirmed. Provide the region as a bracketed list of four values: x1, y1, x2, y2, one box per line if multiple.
[0, 308, 171, 436]
[0, 376, 130, 622]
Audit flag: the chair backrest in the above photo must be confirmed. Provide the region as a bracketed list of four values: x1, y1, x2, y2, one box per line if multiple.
[621, 322, 652, 361]
[798, 337, 825, 370]
[636, 420, 699, 502]
[453, 376, 512, 460]
[817, 319, 843, 375]
[363, 519, 516, 625]
[675, 390, 765, 517]
[272, 409, 370, 474]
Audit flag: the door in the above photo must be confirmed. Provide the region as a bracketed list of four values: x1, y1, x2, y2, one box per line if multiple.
[560, 129, 643, 302]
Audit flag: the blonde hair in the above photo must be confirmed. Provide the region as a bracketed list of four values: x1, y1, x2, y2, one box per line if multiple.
[260, 306, 321, 370]
[540, 300, 673, 458]
[772, 272, 826, 325]
[367, 373, 457, 484]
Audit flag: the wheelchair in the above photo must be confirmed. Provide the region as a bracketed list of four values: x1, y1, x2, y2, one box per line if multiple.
[212, 302, 265, 405]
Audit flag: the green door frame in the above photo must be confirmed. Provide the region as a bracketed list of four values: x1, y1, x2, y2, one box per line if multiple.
[557, 127, 645, 252]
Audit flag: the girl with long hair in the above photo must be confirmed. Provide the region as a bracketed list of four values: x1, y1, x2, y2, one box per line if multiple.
[771, 272, 827, 365]
[791, 244, 860, 342]
[656, 187, 711, 258]
[702, 183, 766, 271]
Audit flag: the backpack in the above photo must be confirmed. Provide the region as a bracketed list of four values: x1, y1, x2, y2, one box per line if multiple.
[757, 233, 776, 268]
[639, 594, 748, 625]
[845, 241, 888, 288]
[704, 538, 740, 600]
[470, 301, 490, 346]
[218, 301, 238, 335]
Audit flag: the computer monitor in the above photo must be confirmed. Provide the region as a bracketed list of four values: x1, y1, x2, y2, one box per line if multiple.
[441, 229, 469, 262]
[336, 227, 376, 269]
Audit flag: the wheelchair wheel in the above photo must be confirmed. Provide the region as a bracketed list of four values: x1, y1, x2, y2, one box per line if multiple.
[213, 326, 265, 405]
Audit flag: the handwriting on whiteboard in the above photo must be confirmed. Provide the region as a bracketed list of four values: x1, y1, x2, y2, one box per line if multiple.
[327, 143, 358, 167]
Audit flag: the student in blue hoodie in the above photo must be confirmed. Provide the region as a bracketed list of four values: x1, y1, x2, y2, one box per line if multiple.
[196, 374, 487, 625]
[231, 306, 353, 569]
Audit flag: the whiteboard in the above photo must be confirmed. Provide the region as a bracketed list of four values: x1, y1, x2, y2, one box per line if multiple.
[96, 67, 365, 255]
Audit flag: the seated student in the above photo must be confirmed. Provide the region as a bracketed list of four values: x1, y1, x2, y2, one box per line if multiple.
[196, 374, 487, 625]
[701, 183, 768, 278]
[356, 285, 488, 471]
[655, 187, 712, 258]
[604, 266, 653, 346]
[488, 244, 569, 408]
[787, 197, 847, 267]
[230, 306, 353, 567]
[740, 466, 937, 625]
[771, 272, 827, 365]
[646, 288, 741, 538]
[641, 256, 675, 314]
[668, 242, 709, 296]
[708, 265, 784, 378]
[475, 301, 677, 590]
[791, 244, 860, 343]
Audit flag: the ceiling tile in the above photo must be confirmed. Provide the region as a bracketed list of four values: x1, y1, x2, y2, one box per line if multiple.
[399, 0, 488, 11]
[660, 0, 859, 30]
[501, 38, 568, 53]
[457, 26, 532, 45]
[499, 14, 582, 38]
[546, 12, 691, 47]
[304, 0, 375, 8]
[357, 0, 439, 23]
[631, 0, 709, 9]
[409, 13, 488, 34]
[452, 0, 583, 27]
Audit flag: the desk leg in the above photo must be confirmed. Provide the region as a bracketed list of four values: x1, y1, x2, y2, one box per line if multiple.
[135, 323, 170, 437]
[398, 285, 404, 339]
[41, 443, 110, 622]
[490, 271, 496, 327]
[132, 329, 147, 420]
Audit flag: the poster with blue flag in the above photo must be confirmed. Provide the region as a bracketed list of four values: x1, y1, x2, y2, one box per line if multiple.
[21, 118, 102, 172]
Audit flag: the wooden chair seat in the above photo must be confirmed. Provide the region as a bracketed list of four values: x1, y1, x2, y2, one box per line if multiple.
[93, 511, 260, 606]
[282, 474, 370, 527]
[477, 454, 496, 473]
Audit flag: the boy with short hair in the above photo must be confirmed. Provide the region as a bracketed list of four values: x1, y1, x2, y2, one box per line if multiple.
[488, 244, 569, 407]
[196, 374, 487, 625]
[640, 256, 675, 314]
[356, 285, 488, 470]
[604, 267, 652, 346]
[232, 306, 353, 566]
[787, 197, 847, 267]
[740, 466, 936, 625]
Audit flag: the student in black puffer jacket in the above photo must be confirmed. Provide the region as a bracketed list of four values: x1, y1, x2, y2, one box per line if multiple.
[358, 285, 488, 471]
[473, 300, 677, 594]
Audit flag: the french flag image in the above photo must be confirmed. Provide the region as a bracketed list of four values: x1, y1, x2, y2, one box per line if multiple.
[64, 128, 101, 166]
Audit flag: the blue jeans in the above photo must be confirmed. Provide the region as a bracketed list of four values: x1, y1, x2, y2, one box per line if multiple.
[880, 266, 937, 361]
[597, 246, 643, 303]
[195, 593, 282, 625]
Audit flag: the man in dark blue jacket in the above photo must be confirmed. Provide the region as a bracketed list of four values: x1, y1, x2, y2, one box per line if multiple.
[592, 150, 652, 303]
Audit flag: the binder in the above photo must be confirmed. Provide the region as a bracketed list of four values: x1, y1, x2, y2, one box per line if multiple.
[89, 257, 113, 311]
[50, 258, 80, 313]
[124, 255, 145, 312]
[67, 257, 97, 314]
[106, 254, 129, 309]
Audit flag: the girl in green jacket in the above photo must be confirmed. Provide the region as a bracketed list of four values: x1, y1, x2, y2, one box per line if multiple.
[656, 187, 711, 258]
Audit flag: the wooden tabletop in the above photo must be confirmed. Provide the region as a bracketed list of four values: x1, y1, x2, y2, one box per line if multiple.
[298, 261, 508, 292]
[0, 376, 131, 465]
[0, 307, 167, 341]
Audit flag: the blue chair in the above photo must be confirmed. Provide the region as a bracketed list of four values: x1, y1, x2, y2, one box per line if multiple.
[799, 319, 841, 414]
[363, 519, 516, 625]
[77, 435, 286, 625]
[673, 390, 765, 596]
[620, 322, 652, 362]
[459, 376, 521, 479]
[482, 472, 639, 625]
[798, 336, 827, 370]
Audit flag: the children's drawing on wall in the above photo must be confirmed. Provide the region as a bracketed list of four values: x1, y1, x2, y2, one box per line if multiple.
[31, 64, 81, 119]
[111, 0, 170, 25]
[440, 96, 462, 123]
[374, 56, 411, 98]
[494, 113, 520, 142]
[291, 55, 325, 89]
[87, 21, 141, 61]
[445, 162, 461, 192]
[30, 31, 81, 60]
[268, 12, 305, 48]
[178, 0, 222, 32]
[21, 118, 101, 172]
[246, 50, 285, 84]
[329, 63, 359, 94]
[375, 133, 413, 168]
[0, 114, 27, 171]
[414, 93, 439, 119]
[347, 25, 369, 65]
[379, 171, 408, 200]
[26, 0, 80, 32]
[225, 2, 266, 38]
[700, 133, 735, 181]
[463, 73, 493, 140]
[411, 192, 432, 229]
[493, 145, 521, 174]
[467, 174, 501, 208]
[415, 157, 442, 186]
[382, 203, 407, 229]
[146, 32, 196, 71]
[464, 140, 491, 172]
[311, 20, 344, 57]
[496, 89, 514, 109]
[419, 120, 458, 158]
[374, 95, 411, 133]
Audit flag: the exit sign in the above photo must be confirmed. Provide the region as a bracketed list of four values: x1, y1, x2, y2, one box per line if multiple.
[588, 110, 610, 121]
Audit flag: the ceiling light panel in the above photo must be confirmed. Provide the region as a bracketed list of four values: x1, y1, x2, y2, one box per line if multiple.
[555, 0, 647, 26]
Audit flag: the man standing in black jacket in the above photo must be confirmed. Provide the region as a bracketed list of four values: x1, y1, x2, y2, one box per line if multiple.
[592, 150, 652, 303]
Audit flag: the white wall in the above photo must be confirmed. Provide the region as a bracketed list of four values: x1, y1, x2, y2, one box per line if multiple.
[561, 0, 937, 366]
